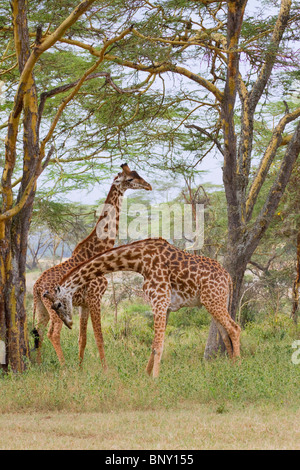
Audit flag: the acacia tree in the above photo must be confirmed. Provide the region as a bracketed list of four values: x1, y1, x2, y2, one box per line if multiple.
[57, 0, 298, 354]
[1, 0, 299, 370]
[93, 0, 299, 355]
[0, 0, 95, 372]
[0, 0, 147, 372]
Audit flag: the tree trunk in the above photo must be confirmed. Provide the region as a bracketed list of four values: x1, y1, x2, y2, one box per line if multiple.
[291, 230, 300, 324]
[0, 0, 38, 372]
[204, 0, 247, 359]
[0, 210, 32, 372]
[204, 0, 299, 359]
[1, 0, 100, 372]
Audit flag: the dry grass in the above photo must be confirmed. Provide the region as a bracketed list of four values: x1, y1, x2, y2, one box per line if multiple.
[0, 404, 299, 450]
[2, 293, 299, 451]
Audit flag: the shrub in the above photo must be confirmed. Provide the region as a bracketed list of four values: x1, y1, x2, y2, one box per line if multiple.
[168, 307, 211, 329]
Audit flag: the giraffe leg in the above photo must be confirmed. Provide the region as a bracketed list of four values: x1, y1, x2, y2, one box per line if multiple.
[47, 316, 65, 364]
[228, 317, 241, 358]
[150, 306, 168, 378]
[78, 306, 89, 366]
[204, 301, 241, 359]
[34, 297, 50, 364]
[41, 296, 65, 364]
[218, 315, 241, 358]
[146, 351, 155, 376]
[166, 308, 171, 326]
[146, 307, 171, 376]
[146, 289, 171, 378]
[36, 324, 46, 365]
[89, 302, 107, 370]
[81, 278, 108, 369]
[214, 319, 234, 358]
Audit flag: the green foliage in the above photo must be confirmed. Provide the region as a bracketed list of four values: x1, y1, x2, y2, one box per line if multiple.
[243, 314, 297, 342]
[29, 196, 94, 249]
[107, 304, 154, 347]
[168, 307, 210, 329]
[2, 308, 299, 413]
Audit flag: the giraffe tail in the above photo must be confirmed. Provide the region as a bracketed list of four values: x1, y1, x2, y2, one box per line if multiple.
[31, 298, 40, 350]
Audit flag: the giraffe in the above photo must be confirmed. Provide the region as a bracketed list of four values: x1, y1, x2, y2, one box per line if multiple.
[43, 238, 241, 378]
[32, 164, 152, 367]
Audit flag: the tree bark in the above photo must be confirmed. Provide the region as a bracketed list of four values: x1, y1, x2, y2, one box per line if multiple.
[0, 0, 99, 372]
[291, 230, 300, 324]
[0, 0, 37, 372]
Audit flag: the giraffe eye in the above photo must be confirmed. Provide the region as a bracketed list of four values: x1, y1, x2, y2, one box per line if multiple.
[127, 178, 134, 182]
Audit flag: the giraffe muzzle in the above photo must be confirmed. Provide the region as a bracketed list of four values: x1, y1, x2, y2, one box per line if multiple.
[62, 316, 73, 330]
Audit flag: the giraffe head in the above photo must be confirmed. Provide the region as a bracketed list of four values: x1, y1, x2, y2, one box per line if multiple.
[43, 288, 73, 329]
[114, 163, 152, 192]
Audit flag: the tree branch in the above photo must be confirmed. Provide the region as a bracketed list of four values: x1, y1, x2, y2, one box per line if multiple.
[246, 106, 300, 221]
[248, 253, 279, 273]
[249, 0, 292, 112]
[1, 0, 98, 223]
[106, 54, 224, 101]
[236, 0, 292, 210]
[62, 38, 224, 101]
[37, 71, 141, 126]
[0, 173, 36, 222]
[9, 0, 98, 125]
[221, 0, 247, 240]
[38, 26, 135, 164]
[184, 123, 224, 155]
[245, 118, 300, 257]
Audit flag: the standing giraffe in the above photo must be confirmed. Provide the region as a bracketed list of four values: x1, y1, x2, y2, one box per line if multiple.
[44, 238, 241, 378]
[32, 164, 152, 367]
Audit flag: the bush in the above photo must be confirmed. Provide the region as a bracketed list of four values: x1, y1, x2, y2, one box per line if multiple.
[167, 307, 211, 329]
[243, 313, 298, 342]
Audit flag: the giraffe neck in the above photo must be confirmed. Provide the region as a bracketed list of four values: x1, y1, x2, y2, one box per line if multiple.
[61, 240, 152, 295]
[71, 184, 124, 262]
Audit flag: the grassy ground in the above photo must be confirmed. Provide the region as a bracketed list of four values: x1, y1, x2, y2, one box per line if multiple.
[1, 304, 299, 449]
[1, 405, 299, 450]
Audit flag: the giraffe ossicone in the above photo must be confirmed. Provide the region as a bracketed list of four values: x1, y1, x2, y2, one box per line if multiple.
[46, 238, 241, 378]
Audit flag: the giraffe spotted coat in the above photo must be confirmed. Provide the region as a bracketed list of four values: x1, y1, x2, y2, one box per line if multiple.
[45, 238, 241, 378]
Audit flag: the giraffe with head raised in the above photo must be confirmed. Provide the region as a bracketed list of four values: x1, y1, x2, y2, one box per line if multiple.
[44, 238, 241, 378]
[32, 164, 152, 367]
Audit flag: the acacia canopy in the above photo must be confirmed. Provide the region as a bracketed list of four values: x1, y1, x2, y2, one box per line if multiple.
[0, 0, 299, 369]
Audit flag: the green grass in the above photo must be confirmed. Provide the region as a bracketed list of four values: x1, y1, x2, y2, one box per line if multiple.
[1, 307, 299, 414]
